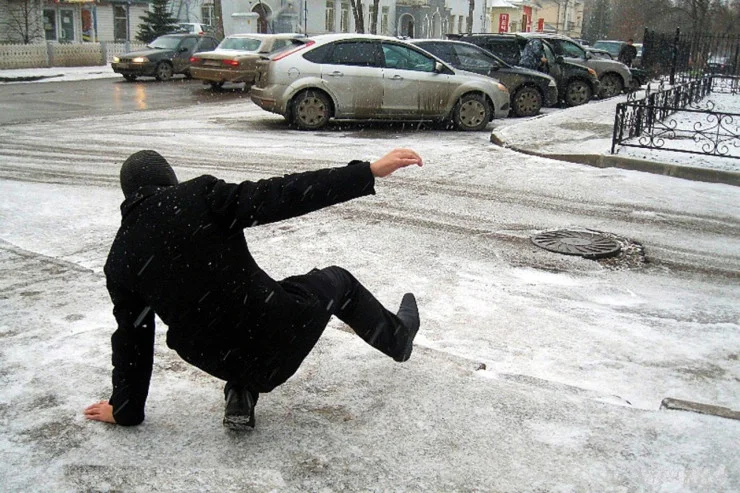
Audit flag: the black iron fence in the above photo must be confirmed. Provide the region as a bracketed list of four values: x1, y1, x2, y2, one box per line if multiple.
[611, 76, 740, 159]
[642, 29, 740, 84]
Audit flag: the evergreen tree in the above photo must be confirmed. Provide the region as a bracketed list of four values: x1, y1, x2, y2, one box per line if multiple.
[136, 0, 179, 43]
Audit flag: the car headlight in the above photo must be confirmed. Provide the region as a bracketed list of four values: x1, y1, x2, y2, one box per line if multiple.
[588, 68, 597, 77]
[132, 56, 149, 63]
[112, 56, 120, 63]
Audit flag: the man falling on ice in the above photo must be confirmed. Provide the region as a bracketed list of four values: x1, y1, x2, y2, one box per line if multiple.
[85, 148, 422, 430]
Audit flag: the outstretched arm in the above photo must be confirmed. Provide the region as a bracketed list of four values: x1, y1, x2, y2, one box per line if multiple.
[369, 148, 423, 178]
[207, 148, 423, 230]
[85, 279, 155, 427]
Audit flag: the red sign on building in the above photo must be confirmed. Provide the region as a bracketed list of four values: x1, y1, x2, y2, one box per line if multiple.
[537, 18, 545, 32]
[523, 6, 533, 32]
[498, 13, 509, 33]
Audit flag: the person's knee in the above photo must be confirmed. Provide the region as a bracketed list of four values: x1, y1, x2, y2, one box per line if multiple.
[319, 265, 353, 285]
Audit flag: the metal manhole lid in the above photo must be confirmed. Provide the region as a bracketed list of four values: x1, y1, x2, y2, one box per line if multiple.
[531, 230, 622, 259]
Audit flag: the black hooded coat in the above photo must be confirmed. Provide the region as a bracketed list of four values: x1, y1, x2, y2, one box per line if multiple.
[104, 158, 376, 425]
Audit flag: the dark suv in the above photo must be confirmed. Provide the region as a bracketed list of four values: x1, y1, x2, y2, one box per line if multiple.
[411, 39, 558, 117]
[112, 33, 219, 82]
[451, 33, 600, 107]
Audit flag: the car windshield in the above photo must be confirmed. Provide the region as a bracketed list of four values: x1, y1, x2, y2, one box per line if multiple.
[148, 36, 182, 50]
[219, 37, 262, 51]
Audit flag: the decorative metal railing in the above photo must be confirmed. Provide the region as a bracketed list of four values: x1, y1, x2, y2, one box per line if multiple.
[612, 77, 740, 159]
[643, 29, 740, 85]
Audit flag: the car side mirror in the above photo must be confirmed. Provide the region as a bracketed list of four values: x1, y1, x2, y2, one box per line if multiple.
[434, 61, 445, 73]
[585, 52, 592, 60]
[556, 56, 565, 64]
[179, 47, 189, 53]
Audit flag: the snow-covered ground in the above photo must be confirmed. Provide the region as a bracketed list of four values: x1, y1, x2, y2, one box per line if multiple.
[495, 86, 740, 175]
[0, 65, 119, 83]
[0, 67, 738, 491]
[615, 92, 740, 172]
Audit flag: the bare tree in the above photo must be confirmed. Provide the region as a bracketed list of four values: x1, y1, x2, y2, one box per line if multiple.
[214, 0, 224, 39]
[467, 0, 475, 33]
[349, 0, 365, 33]
[6, 0, 43, 44]
[369, 0, 381, 34]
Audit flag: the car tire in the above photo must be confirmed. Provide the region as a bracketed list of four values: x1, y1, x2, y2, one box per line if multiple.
[184, 70, 193, 80]
[564, 79, 592, 107]
[452, 93, 491, 131]
[155, 62, 173, 82]
[122, 74, 137, 82]
[209, 82, 224, 89]
[291, 90, 332, 130]
[598, 73, 623, 98]
[512, 86, 543, 117]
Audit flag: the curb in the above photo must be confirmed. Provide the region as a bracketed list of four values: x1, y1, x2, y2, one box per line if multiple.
[0, 74, 63, 83]
[491, 132, 740, 187]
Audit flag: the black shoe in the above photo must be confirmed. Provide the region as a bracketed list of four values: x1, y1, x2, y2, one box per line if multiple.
[223, 387, 256, 430]
[394, 293, 420, 363]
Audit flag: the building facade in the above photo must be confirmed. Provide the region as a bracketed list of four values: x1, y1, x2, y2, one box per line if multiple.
[1, 0, 570, 45]
[536, 0, 584, 38]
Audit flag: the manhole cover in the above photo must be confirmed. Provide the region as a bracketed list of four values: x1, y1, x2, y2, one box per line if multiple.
[531, 230, 622, 259]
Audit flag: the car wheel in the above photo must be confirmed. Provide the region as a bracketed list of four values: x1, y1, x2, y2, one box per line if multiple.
[598, 73, 623, 98]
[122, 74, 137, 82]
[512, 86, 543, 117]
[155, 62, 173, 81]
[291, 90, 332, 130]
[452, 93, 491, 131]
[209, 81, 224, 89]
[184, 70, 193, 80]
[564, 80, 592, 107]
[629, 78, 642, 91]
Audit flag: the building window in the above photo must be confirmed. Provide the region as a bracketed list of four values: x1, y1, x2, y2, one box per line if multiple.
[340, 2, 349, 32]
[114, 5, 128, 42]
[325, 1, 335, 32]
[43, 9, 56, 41]
[381, 7, 389, 35]
[201, 3, 215, 27]
[368, 3, 375, 31]
[60, 9, 74, 41]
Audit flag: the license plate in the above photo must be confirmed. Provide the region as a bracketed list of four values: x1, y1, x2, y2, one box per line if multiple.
[204, 60, 221, 66]
[117, 63, 129, 69]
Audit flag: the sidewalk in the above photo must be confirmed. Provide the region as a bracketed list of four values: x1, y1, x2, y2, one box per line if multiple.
[0, 65, 118, 83]
[491, 94, 740, 186]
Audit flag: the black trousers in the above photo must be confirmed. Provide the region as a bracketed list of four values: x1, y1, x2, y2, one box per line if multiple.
[179, 266, 406, 396]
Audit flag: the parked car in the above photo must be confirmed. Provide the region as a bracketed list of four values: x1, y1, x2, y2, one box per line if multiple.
[706, 55, 734, 74]
[633, 43, 644, 68]
[176, 22, 213, 35]
[111, 33, 219, 82]
[519, 33, 632, 98]
[189, 33, 308, 89]
[409, 39, 558, 117]
[629, 67, 649, 90]
[593, 39, 644, 68]
[250, 33, 511, 131]
[591, 40, 625, 59]
[586, 47, 614, 60]
[453, 33, 600, 107]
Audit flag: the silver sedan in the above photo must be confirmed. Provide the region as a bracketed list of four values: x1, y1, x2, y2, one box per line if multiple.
[250, 33, 510, 131]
